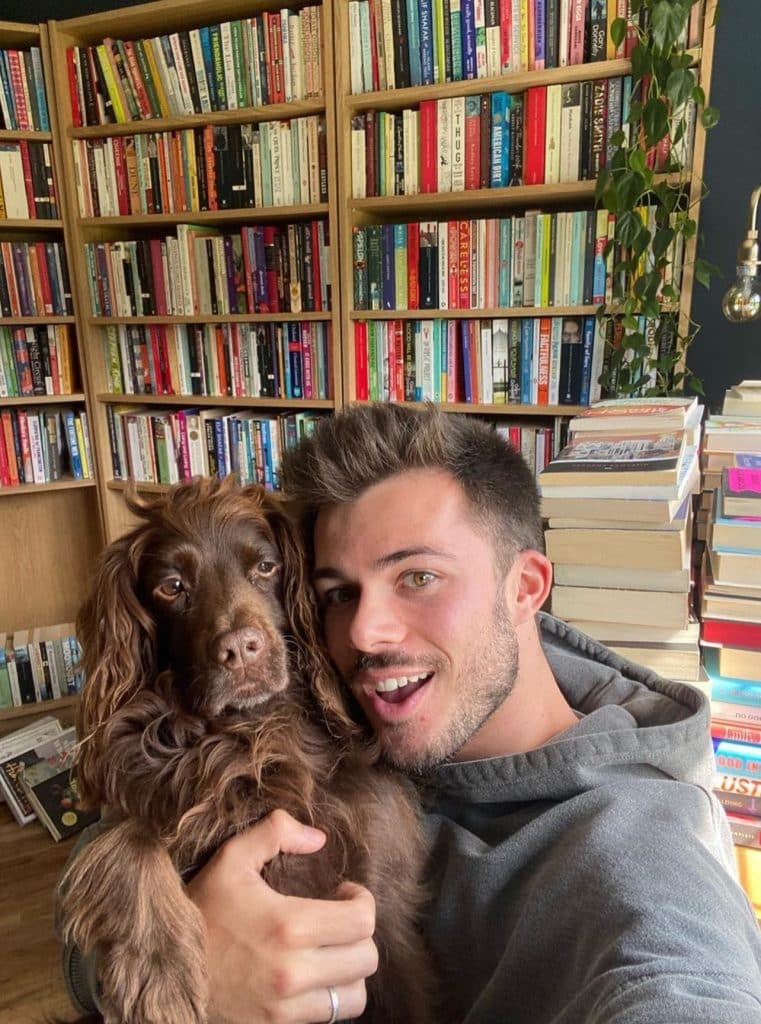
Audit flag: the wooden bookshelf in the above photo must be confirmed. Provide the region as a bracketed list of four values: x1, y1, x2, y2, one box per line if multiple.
[332, 1, 717, 472]
[0, 22, 102, 644]
[47, 0, 343, 542]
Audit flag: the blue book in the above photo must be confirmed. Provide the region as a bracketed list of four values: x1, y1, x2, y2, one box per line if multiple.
[500, 94, 512, 186]
[498, 218, 512, 306]
[30, 48, 49, 130]
[433, 318, 441, 403]
[737, 453, 761, 469]
[578, 316, 595, 405]
[381, 223, 396, 309]
[704, 648, 761, 707]
[419, 0, 435, 85]
[461, 320, 474, 402]
[460, 0, 477, 79]
[62, 409, 83, 478]
[199, 26, 217, 109]
[520, 319, 533, 404]
[405, 0, 423, 86]
[713, 737, 761, 780]
[288, 323, 303, 399]
[490, 92, 508, 187]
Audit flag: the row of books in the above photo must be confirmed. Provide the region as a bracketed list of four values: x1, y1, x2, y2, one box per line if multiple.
[106, 405, 324, 489]
[351, 208, 680, 313]
[351, 76, 634, 200]
[0, 141, 59, 221]
[541, 398, 703, 676]
[66, 6, 323, 127]
[348, 0, 644, 93]
[0, 406, 94, 487]
[85, 220, 330, 319]
[0, 718, 97, 841]
[0, 626, 84, 709]
[354, 314, 607, 406]
[696, 384, 761, 856]
[0, 240, 74, 319]
[102, 321, 334, 402]
[0, 46, 50, 132]
[73, 115, 329, 219]
[0, 325, 78, 399]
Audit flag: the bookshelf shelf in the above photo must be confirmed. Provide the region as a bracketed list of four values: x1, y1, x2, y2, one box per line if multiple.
[79, 204, 331, 229]
[0, 129, 54, 142]
[89, 311, 333, 325]
[349, 306, 602, 320]
[97, 392, 336, 409]
[370, 400, 589, 417]
[0, 477, 97, 497]
[346, 58, 637, 113]
[0, 392, 87, 405]
[0, 316, 76, 326]
[69, 97, 326, 139]
[0, 218, 65, 230]
[0, 694, 78, 722]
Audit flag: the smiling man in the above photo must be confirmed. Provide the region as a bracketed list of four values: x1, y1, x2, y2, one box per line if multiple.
[63, 403, 761, 1024]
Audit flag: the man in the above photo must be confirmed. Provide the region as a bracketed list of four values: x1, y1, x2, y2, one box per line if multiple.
[64, 404, 761, 1024]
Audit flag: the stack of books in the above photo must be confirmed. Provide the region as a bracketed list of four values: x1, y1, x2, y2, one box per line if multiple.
[0, 624, 84, 708]
[698, 383, 761, 901]
[539, 397, 702, 683]
[0, 717, 99, 840]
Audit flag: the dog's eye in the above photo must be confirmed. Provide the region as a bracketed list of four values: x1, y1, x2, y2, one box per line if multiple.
[255, 560, 278, 577]
[154, 578, 185, 600]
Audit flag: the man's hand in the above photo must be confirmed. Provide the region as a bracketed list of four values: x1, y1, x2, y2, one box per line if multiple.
[186, 809, 379, 1024]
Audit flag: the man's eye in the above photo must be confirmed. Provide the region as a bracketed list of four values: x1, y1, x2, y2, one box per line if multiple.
[154, 578, 184, 600]
[403, 571, 437, 589]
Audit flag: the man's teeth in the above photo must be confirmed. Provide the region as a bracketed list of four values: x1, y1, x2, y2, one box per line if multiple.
[375, 673, 429, 694]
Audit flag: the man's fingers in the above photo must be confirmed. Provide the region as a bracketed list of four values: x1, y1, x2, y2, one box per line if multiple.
[278, 884, 376, 948]
[214, 810, 327, 876]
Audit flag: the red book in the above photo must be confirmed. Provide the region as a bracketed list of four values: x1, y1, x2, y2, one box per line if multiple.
[458, 220, 471, 309]
[712, 720, 761, 747]
[447, 221, 459, 308]
[34, 243, 54, 316]
[354, 321, 369, 400]
[464, 101, 481, 190]
[419, 100, 438, 194]
[15, 409, 34, 483]
[524, 86, 547, 185]
[407, 222, 420, 309]
[499, 0, 512, 70]
[110, 136, 130, 215]
[703, 619, 761, 650]
[66, 47, 83, 127]
[393, 320, 405, 400]
[301, 322, 314, 399]
[269, 13, 286, 104]
[148, 239, 167, 316]
[311, 221, 323, 311]
[262, 226, 280, 313]
[1, 411, 19, 485]
[6, 50, 30, 130]
[0, 417, 11, 485]
[122, 40, 153, 119]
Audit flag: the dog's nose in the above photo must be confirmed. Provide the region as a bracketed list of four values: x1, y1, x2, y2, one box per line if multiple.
[214, 628, 264, 670]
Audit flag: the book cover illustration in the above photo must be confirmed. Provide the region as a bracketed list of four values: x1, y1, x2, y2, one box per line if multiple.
[541, 432, 685, 476]
[21, 743, 100, 841]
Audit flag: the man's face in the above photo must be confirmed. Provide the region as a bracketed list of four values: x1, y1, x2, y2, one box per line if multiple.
[562, 320, 581, 344]
[312, 468, 519, 772]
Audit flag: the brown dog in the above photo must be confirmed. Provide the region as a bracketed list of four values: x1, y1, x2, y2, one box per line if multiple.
[59, 477, 434, 1024]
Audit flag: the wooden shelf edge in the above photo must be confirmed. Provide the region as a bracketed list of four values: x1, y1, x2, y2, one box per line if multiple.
[96, 393, 336, 409]
[0, 316, 76, 325]
[350, 306, 600, 320]
[79, 204, 330, 229]
[88, 312, 333, 325]
[0, 695, 78, 722]
[0, 478, 96, 496]
[68, 97, 326, 138]
[0, 218, 64, 230]
[347, 399, 587, 416]
[0, 393, 87, 405]
[0, 129, 54, 142]
[346, 57, 636, 112]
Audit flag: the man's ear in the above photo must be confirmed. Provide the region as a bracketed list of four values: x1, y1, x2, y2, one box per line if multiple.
[504, 549, 553, 625]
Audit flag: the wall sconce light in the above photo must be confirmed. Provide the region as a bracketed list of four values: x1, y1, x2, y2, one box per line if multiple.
[722, 184, 761, 322]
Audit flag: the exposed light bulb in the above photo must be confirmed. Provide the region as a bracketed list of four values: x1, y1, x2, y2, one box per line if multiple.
[722, 264, 761, 323]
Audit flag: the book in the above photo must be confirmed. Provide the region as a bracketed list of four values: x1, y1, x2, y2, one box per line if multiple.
[567, 396, 702, 434]
[551, 584, 690, 629]
[20, 739, 100, 841]
[703, 648, 761, 706]
[723, 466, 761, 517]
[569, 619, 700, 645]
[725, 813, 761, 850]
[553, 562, 691, 592]
[713, 737, 761, 781]
[606, 640, 701, 682]
[710, 486, 761, 551]
[0, 717, 65, 825]
[713, 646, 761, 685]
[703, 417, 761, 454]
[538, 431, 691, 488]
[702, 618, 761, 649]
[540, 490, 689, 523]
[545, 517, 690, 570]
[709, 544, 761, 588]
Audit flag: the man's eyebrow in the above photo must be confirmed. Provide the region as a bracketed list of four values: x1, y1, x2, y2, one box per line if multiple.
[312, 546, 454, 581]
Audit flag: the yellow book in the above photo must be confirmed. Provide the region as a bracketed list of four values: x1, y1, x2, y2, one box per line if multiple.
[432, 0, 446, 83]
[74, 414, 90, 478]
[95, 43, 127, 123]
[519, 0, 530, 72]
[0, 171, 5, 218]
[734, 845, 761, 921]
[141, 36, 170, 117]
[57, 325, 75, 393]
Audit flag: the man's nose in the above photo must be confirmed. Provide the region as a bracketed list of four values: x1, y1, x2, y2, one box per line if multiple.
[347, 590, 406, 651]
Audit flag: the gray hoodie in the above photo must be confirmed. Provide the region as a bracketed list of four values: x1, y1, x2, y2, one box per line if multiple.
[421, 614, 761, 1023]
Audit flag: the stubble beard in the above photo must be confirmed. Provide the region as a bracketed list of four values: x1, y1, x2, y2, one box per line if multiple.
[380, 603, 520, 775]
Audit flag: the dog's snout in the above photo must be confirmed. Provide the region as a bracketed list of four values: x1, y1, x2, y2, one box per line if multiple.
[214, 628, 265, 670]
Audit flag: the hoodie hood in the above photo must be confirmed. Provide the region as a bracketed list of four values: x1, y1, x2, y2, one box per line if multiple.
[425, 612, 715, 805]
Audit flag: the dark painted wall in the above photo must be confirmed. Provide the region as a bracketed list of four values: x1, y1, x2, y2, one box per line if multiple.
[5, 0, 760, 409]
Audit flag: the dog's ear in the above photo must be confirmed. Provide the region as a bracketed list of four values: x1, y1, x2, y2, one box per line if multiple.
[261, 491, 360, 742]
[76, 525, 157, 801]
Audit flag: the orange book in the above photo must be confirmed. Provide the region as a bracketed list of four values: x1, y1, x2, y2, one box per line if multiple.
[0, 410, 19, 485]
[536, 316, 552, 404]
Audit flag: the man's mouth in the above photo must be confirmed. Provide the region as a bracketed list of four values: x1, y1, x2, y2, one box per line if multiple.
[373, 671, 433, 704]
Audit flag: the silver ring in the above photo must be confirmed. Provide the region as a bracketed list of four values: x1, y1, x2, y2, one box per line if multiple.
[326, 985, 339, 1024]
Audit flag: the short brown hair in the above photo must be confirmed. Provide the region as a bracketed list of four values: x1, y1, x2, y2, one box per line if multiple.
[281, 403, 544, 565]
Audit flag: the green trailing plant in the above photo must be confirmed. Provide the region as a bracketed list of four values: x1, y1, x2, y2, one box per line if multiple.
[595, 0, 720, 398]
